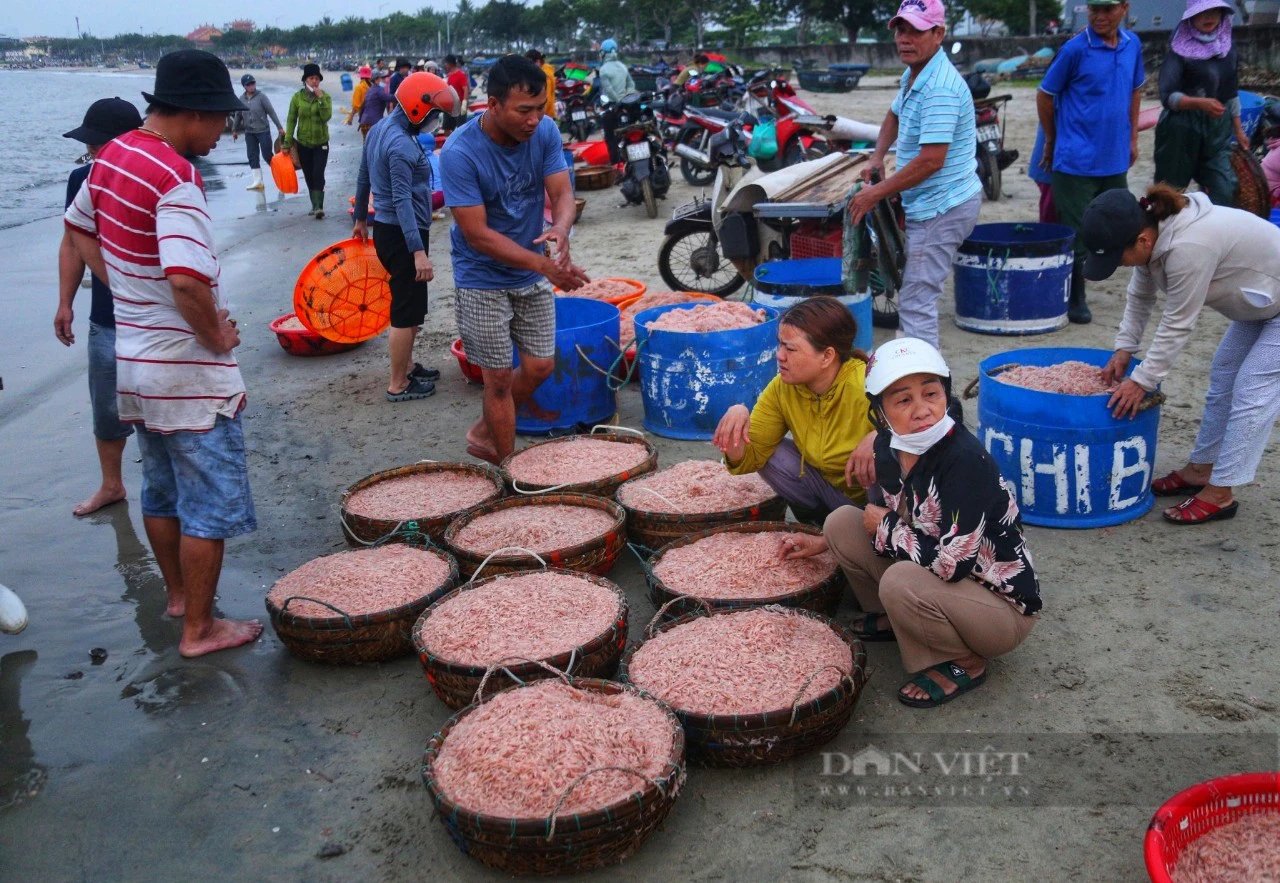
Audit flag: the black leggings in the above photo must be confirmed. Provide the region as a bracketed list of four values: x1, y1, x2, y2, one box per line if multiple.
[295, 142, 329, 192]
[243, 131, 272, 169]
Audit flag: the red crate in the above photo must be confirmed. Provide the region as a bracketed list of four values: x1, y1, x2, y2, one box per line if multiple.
[790, 225, 842, 259]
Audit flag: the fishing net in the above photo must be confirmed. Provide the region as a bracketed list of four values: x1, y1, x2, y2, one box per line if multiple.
[292, 238, 392, 343]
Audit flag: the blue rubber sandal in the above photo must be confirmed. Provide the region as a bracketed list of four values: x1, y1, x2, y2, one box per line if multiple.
[897, 662, 987, 708]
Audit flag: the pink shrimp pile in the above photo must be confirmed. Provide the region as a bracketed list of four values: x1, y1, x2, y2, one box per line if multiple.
[557, 278, 636, 301]
[345, 470, 498, 520]
[506, 438, 650, 487]
[620, 292, 707, 347]
[432, 680, 676, 818]
[452, 504, 617, 555]
[646, 301, 766, 333]
[628, 608, 853, 715]
[618, 459, 775, 514]
[267, 545, 452, 618]
[278, 315, 309, 331]
[653, 531, 837, 599]
[1172, 812, 1280, 882]
[417, 572, 622, 667]
[994, 361, 1117, 395]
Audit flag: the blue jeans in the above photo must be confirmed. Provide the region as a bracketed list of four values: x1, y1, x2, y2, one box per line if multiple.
[87, 322, 133, 442]
[136, 414, 257, 540]
[243, 130, 272, 170]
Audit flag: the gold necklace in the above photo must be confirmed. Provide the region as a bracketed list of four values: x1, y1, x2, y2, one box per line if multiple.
[138, 126, 177, 151]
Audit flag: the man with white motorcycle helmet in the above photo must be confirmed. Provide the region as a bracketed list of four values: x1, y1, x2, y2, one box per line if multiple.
[784, 338, 1041, 708]
[846, 0, 981, 350]
[353, 71, 460, 402]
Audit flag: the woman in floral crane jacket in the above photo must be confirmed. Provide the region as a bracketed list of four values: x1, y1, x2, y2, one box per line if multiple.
[785, 338, 1041, 708]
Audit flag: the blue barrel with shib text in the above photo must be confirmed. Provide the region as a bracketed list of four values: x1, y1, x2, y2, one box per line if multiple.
[752, 258, 873, 353]
[514, 297, 618, 435]
[633, 303, 780, 440]
[976, 347, 1161, 529]
[952, 223, 1074, 335]
[341, 72, 353, 92]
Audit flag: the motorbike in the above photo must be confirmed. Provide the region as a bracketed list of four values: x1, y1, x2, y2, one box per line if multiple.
[658, 114, 757, 296]
[558, 77, 596, 142]
[743, 68, 828, 171]
[974, 93, 1018, 200]
[672, 103, 750, 186]
[605, 92, 672, 219]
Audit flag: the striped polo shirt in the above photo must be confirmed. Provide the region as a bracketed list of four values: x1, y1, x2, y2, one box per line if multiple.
[64, 129, 245, 434]
[891, 49, 980, 221]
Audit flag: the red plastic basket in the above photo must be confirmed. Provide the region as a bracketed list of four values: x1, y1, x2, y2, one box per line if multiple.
[1144, 771, 1280, 882]
[269, 314, 363, 357]
[789, 224, 842, 259]
[450, 337, 485, 385]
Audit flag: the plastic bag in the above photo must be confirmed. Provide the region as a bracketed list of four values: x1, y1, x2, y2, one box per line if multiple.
[748, 119, 778, 160]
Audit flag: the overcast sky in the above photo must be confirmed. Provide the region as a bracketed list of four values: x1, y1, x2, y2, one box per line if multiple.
[6, 1, 453, 40]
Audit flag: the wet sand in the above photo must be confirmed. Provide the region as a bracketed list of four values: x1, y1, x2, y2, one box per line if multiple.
[0, 73, 1277, 881]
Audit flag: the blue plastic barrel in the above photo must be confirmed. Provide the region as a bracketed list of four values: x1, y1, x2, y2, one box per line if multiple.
[340, 72, 353, 92]
[1240, 90, 1265, 138]
[752, 258, 873, 353]
[953, 223, 1075, 335]
[976, 347, 1161, 529]
[633, 303, 780, 440]
[514, 297, 618, 435]
[563, 148, 577, 191]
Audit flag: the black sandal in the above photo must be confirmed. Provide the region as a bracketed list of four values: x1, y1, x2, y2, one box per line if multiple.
[385, 376, 436, 402]
[409, 362, 441, 382]
[850, 612, 896, 642]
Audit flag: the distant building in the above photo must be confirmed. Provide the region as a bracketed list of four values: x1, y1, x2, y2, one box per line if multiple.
[186, 24, 223, 46]
[227, 19, 255, 33]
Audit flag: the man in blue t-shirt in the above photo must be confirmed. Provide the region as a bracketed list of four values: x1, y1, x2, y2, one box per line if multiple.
[1038, 0, 1145, 324]
[847, 0, 981, 350]
[440, 54, 589, 464]
[55, 97, 143, 517]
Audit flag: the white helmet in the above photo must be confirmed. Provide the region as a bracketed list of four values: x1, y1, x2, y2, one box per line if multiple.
[865, 338, 950, 396]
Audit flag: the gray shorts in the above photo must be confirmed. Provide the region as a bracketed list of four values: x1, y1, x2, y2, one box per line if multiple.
[88, 321, 134, 442]
[454, 282, 556, 370]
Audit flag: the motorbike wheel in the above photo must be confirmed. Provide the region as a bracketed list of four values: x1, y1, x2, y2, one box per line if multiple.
[979, 149, 1001, 201]
[679, 130, 715, 186]
[781, 137, 829, 168]
[870, 271, 900, 330]
[641, 178, 658, 219]
[657, 230, 745, 297]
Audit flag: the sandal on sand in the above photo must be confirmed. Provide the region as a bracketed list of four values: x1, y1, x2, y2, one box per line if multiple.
[851, 612, 896, 642]
[409, 362, 441, 382]
[1162, 496, 1239, 525]
[898, 662, 988, 708]
[385, 376, 436, 402]
[1151, 470, 1206, 496]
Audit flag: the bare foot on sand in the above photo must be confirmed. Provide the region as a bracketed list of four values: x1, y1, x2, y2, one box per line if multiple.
[179, 618, 263, 658]
[466, 423, 500, 464]
[165, 594, 186, 618]
[73, 486, 126, 517]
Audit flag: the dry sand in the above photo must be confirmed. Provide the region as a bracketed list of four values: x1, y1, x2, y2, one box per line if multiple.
[0, 70, 1276, 882]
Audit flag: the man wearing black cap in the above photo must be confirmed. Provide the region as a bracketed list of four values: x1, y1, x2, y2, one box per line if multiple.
[390, 57, 413, 97]
[64, 49, 263, 658]
[56, 97, 143, 518]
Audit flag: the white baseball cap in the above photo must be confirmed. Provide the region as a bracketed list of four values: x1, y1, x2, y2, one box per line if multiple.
[865, 337, 951, 395]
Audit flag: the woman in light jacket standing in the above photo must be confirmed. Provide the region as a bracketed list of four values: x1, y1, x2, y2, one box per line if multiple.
[284, 62, 333, 218]
[1082, 185, 1280, 524]
[232, 74, 283, 191]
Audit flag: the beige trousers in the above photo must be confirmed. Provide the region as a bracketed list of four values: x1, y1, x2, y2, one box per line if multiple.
[823, 506, 1036, 673]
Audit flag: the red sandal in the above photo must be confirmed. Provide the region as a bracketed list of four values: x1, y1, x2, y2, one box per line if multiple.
[1151, 470, 1206, 496]
[1162, 496, 1239, 525]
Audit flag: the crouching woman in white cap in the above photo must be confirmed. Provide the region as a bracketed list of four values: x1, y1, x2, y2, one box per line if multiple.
[784, 338, 1041, 708]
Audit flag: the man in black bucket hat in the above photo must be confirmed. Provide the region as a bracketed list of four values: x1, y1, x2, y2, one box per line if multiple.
[56, 97, 143, 519]
[64, 49, 263, 658]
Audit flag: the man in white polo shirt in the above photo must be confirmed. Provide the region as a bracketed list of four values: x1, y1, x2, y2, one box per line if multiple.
[847, 0, 981, 349]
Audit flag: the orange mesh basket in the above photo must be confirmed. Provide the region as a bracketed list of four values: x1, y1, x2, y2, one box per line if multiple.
[553, 277, 646, 305]
[293, 238, 392, 344]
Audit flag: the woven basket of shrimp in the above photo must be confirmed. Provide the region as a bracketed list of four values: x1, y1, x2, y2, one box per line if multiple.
[619, 605, 868, 767]
[645, 521, 844, 620]
[443, 493, 628, 580]
[500, 431, 658, 498]
[265, 541, 459, 665]
[421, 676, 686, 875]
[340, 462, 504, 546]
[412, 568, 630, 708]
[616, 459, 787, 550]
[1232, 144, 1272, 219]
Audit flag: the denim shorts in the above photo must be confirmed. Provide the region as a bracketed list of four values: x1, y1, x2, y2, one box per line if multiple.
[136, 414, 257, 540]
[87, 322, 134, 442]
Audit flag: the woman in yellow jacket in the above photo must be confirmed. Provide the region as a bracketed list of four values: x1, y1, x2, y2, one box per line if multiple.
[713, 296, 877, 523]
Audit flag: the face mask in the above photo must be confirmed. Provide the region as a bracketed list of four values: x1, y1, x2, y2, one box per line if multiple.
[1194, 31, 1218, 43]
[888, 413, 955, 456]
